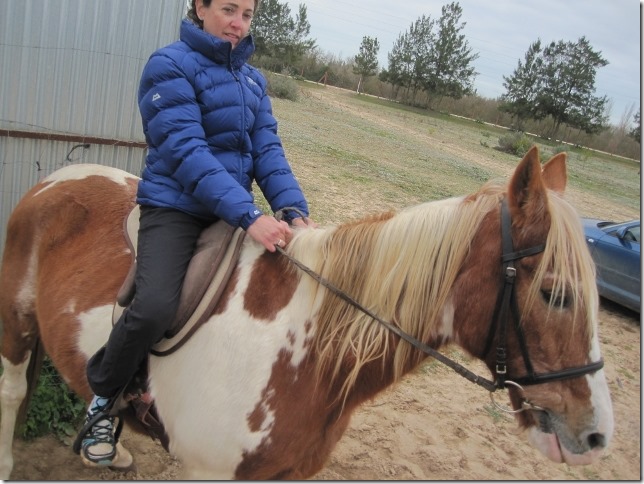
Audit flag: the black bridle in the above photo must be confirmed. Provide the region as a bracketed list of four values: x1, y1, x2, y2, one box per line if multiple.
[482, 198, 604, 391]
[275, 200, 604, 398]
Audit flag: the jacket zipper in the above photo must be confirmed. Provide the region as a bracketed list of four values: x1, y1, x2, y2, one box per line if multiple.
[231, 64, 246, 183]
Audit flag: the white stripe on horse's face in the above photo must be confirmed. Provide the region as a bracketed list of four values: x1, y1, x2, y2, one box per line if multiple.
[35, 164, 137, 197]
[147, 241, 319, 478]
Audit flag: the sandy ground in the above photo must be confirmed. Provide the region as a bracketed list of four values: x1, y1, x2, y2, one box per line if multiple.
[6, 86, 641, 480]
[8, 299, 640, 481]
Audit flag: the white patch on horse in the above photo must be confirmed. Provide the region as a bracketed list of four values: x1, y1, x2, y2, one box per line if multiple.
[34, 164, 137, 196]
[147, 240, 317, 478]
[438, 296, 456, 343]
[76, 305, 115, 360]
[64, 300, 77, 314]
[0, 354, 31, 479]
[15, 244, 38, 318]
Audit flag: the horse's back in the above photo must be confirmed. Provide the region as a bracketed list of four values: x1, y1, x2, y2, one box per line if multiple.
[0, 163, 139, 396]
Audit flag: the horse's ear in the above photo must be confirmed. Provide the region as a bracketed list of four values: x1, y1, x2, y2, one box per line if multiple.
[541, 152, 567, 195]
[507, 145, 549, 225]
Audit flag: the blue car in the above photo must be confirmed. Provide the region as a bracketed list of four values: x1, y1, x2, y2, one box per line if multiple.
[582, 218, 640, 313]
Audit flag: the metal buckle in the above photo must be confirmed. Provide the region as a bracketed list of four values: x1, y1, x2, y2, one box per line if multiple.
[505, 266, 516, 280]
[489, 380, 545, 414]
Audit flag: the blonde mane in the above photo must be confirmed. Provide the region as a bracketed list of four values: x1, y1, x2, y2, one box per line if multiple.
[287, 183, 597, 403]
[525, 191, 598, 332]
[288, 188, 501, 399]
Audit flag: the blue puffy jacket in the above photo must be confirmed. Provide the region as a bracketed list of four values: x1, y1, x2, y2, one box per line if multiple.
[137, 19, 308, 229]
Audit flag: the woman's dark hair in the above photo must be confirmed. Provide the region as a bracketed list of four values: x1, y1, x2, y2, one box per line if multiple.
[187, 0, 261, 29]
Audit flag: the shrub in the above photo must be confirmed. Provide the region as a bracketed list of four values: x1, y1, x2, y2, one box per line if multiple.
[497, 132, 534, 157]
[262, 70, 300, 102]
[20, 357, 86, 442]
[548, 144, 570, 159]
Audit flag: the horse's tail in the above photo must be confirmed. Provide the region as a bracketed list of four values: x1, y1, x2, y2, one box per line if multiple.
[16, 337, 46, 429]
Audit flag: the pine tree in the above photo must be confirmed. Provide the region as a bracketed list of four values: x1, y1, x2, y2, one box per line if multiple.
[384, 3, 478, 105]
[424, 2, 478, 101]
[251, 0, 314, 71]
[353, 36, 380, 93]
[500, 36, 609, 136]
[539, 37, 608, 135]
[629, 111, 640, 144]
[499, 40, 544, 130]
[386, 15, 434, 104]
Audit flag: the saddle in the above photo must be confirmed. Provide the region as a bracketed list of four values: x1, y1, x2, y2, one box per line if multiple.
[112, 205, 246, 449]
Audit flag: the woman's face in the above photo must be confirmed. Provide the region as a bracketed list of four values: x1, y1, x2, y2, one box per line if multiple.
[196, 0, 255, 48]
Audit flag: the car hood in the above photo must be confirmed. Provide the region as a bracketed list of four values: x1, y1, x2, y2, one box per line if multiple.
[582, 218, 610, 241]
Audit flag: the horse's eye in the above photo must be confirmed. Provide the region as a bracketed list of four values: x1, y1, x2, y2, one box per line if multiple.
[541, 289, 570, 308]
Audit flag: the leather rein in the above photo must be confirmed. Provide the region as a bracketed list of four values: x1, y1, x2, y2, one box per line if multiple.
[275, 200, 604, 405]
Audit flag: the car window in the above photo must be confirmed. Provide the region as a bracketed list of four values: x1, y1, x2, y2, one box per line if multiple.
[625, 226, 640, 243]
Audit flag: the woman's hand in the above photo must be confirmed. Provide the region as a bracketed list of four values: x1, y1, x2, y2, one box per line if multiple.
[246, 215, 292, 252]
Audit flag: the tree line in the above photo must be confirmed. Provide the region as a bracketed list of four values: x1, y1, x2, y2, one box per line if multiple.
[251, 0, 640, 157]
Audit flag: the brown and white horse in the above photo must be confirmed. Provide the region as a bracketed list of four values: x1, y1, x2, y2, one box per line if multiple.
[0, 147, 613, 479]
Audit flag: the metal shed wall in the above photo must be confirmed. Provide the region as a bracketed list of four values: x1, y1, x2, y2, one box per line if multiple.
[0, 0, 186, 257]
[0, 0, 185, 139]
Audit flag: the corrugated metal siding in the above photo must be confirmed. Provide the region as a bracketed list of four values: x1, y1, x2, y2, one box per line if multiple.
[0, 0, 185, 140]
[0, 0, 186, 257]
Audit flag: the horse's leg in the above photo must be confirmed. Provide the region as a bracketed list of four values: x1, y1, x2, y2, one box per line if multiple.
[0, 341, 37, 480]
[0, 217, 43, 479]
[0, 287, 42, 479]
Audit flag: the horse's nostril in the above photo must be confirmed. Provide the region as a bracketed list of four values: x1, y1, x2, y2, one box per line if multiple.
[587, 432, 606, 449]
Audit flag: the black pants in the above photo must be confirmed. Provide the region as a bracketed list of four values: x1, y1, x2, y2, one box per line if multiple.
[86, 206, 211, 398]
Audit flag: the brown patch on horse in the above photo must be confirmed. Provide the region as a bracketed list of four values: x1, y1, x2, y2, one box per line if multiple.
[237, 335, 401, 479]
[1, 173, 138, 409]
[449, 207, 502, 360]
[212, 267, 240, 315]
[246, 399, 267, 433]
[244, 252, 298, 321]
[236, 349, 353, 480]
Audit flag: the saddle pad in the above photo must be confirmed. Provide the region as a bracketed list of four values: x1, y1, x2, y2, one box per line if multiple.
[112, 205, 246, 356]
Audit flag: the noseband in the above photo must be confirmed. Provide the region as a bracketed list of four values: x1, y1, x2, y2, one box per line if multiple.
[275, 200, 604, 406]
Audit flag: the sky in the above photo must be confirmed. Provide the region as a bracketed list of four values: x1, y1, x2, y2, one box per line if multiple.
[282, 0, 641, 126]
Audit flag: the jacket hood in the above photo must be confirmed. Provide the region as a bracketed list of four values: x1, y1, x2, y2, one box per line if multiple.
[179, 18, 255, 69]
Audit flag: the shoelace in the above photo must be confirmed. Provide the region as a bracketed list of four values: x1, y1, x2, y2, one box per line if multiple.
[85, 399, 114, 444]
[86, 416, 114, 443]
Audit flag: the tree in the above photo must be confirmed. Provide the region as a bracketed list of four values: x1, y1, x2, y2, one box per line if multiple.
[386, 15, 434, 103]
[423, 2, 478, 101]
[385, 30, 413, 100]
[500, 36, 609, 137]
[538, 37, 608, 135]
[499, 40, 544, 130]
[251, 0, 315, 71]
[384, 3, 478, 106]
[353, 36, 380, 93]
[629, 111, 641, 144]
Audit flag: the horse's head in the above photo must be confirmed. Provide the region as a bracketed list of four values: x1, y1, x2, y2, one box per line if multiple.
[482, 146, 614, 465]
